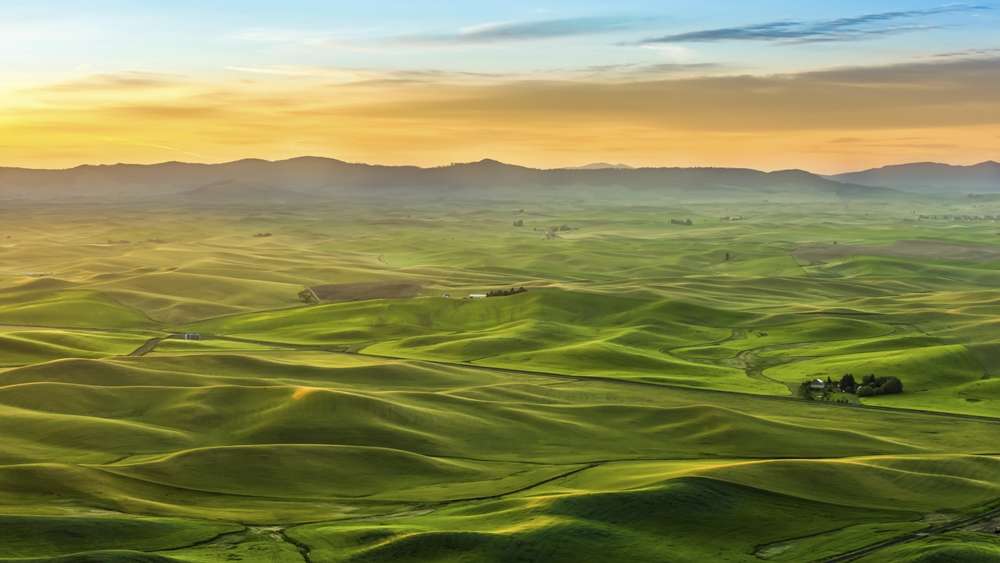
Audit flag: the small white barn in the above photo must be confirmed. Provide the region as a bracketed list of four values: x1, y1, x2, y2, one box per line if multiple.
[467, 293, 488, 300]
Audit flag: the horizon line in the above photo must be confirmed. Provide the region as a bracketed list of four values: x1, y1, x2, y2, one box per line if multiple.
[2, 155, 997, 176]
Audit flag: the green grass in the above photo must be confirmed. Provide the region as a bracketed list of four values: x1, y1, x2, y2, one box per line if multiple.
[104, 444, 579, 501]
[287, 476, 915, 562]
[0, 200, 996, 560]
[0, 290, 156, 329]
[858, 532, 1000, 562]
[0, 514, 239, 559]
[0, 328, 150, 366]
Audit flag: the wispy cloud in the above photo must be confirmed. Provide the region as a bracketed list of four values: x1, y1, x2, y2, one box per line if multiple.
[232, 28, 333, 44]
[228, 27, 382, 51]
[36, 72, 182, 93]
[226, 65, 338, 77]
[98, 136, 208, 159]
[812, 135, 961, 156]
[231, 17, 654, 50]
[396, 16, 654, 45]
[637, 4, 990, 44]
[224, 62, 724, 85]
[6, 55, 1000, 170]
[332, 55, 1000, 133]
[225, 65, 506, 85]
[931, 46, 1000, 58]
[568, 62, 725, 80]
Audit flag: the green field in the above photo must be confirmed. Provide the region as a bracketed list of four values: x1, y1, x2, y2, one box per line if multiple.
[0, 199, 997, 561]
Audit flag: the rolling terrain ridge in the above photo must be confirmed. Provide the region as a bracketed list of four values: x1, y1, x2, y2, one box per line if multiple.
[0, 198, 997, 561]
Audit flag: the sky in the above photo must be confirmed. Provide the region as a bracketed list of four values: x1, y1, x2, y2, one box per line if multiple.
[1, 0, 998, 172]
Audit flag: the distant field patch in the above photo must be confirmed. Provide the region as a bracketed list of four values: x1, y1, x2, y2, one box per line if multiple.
[794, 240, 1000, 264]
[309, 281, 422, 302]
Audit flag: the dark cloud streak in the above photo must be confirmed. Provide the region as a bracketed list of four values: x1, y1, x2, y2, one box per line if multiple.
[336, 55, 1000, 131]
[396, 16, 653, 45]
[932, 47, 1000, 58]
[637, 4, 989, 44]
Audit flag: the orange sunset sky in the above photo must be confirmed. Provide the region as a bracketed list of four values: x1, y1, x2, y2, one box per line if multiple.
[2, 1, 998, 173]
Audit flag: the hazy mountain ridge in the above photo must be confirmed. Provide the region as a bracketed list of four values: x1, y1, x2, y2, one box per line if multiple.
[831, 161, 1000, 193]
[0, 156, 891, 201]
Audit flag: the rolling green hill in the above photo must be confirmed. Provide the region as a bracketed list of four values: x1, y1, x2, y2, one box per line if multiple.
[0, 200, 996, 561]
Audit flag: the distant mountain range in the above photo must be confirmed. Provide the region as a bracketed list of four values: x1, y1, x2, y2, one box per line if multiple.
[830, 161, 1000, 194]
[0, 157, 897, 202]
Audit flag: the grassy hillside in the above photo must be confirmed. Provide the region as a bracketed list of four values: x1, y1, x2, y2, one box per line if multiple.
[0, 327, 150, 366]
[0, 200, 996, 560]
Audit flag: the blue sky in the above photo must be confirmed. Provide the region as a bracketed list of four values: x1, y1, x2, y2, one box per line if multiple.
[4, 0, 996, 77]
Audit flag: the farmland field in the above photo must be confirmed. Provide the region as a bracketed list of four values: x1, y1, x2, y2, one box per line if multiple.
[0, 198, 998, 562]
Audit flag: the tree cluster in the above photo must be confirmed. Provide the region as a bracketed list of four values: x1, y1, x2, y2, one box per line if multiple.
[919, 214, 998, 222]
[797, 381, 816, 400]
[486, 287, 528, 298]
[797, 373, 902, 401]
[839, 373, 857, 393]
[856, 374, 903, 397]
[670, 219, 694, 226]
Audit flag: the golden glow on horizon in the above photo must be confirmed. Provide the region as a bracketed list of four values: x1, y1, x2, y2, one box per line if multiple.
[2, 63, 998, 173]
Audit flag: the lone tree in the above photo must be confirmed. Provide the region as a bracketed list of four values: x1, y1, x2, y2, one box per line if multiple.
[880, 376, 903, 395]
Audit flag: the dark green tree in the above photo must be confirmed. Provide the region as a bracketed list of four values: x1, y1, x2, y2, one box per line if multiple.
[839, 373, 857, 393]
[879, 377, 903, 395]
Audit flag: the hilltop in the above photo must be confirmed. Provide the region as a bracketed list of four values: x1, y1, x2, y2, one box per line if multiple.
[832, 161, 1000, 193]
